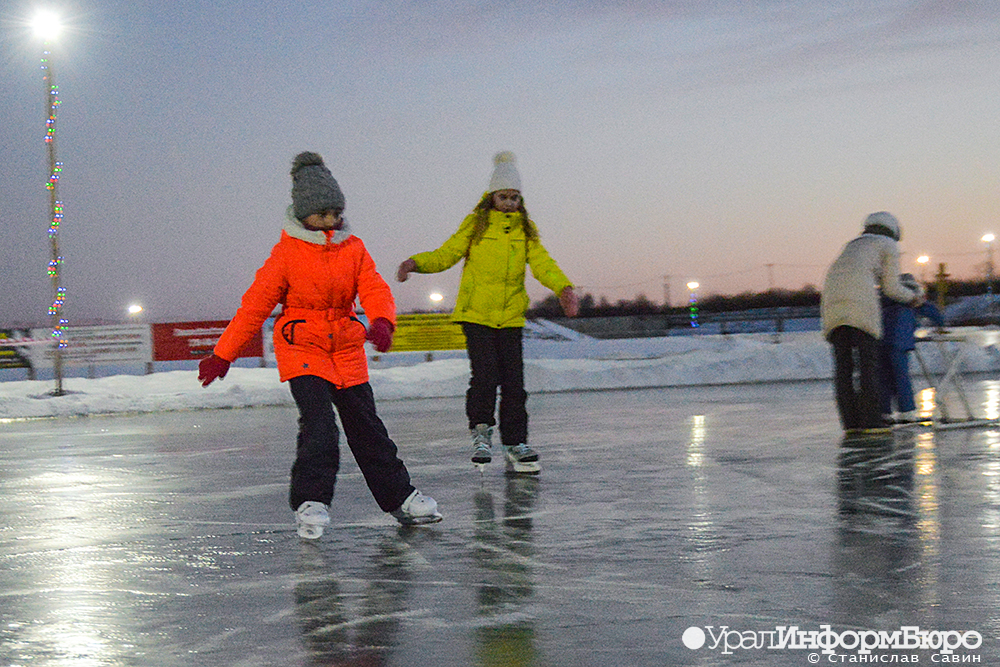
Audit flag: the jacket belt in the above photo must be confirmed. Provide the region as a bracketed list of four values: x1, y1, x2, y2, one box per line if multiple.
[282, 306, 353, 321]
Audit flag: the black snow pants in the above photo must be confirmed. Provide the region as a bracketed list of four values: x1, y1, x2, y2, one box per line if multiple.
[829, 325, 885, 431]
[287, 376, 413, 513]
[461, 322, 528, 446]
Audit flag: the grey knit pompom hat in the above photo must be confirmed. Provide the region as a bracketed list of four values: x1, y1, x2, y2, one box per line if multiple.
[290, 152, 345, 220]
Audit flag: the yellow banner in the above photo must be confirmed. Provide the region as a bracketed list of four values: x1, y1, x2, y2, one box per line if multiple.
[390, 314, 466, 352]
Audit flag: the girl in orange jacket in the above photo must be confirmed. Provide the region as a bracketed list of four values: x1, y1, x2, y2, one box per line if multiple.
[198, 152, 441, 537]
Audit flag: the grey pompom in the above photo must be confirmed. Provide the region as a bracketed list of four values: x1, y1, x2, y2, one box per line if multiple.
[291, 152, 325, 175]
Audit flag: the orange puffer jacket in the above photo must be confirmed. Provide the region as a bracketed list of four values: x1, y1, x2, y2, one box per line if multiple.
[214, 210, 395, 388]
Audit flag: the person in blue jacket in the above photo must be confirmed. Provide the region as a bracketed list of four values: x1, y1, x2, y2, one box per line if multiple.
[879, 273, 946, 422]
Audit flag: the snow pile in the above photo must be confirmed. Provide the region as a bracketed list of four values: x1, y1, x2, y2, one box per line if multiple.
[2, 331, 997, 419]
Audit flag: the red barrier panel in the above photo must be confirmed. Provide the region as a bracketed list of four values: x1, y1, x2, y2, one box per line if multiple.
[152, 321, 263, 361]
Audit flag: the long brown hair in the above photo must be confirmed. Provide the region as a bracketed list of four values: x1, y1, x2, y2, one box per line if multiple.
[468, 192, 539, 250]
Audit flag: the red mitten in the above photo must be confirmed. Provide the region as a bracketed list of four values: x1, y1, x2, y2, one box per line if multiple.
[366, 318, 395, 353]
[198, 354, 231, 387]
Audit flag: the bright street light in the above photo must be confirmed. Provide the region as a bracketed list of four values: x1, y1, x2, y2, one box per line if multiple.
[686, 281, 699, 291]
[31, 10, 62, 40]
[128, 304, 143, 316]
[916, 255, 930, 283]
[429, 292, 443, 304]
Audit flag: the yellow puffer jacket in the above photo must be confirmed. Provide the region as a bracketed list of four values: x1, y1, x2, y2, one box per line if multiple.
[411, 209, 572, 329]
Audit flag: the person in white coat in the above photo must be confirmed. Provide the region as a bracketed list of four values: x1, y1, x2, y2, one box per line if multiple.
[821, 212, 923, 432]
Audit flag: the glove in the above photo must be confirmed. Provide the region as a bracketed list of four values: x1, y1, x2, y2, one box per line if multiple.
[366, 317, 395, 353]
[198, 354, 231, 387]
[396, 258, 416, 283]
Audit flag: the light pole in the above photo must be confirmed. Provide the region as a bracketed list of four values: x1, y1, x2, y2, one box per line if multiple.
[982, 233, 995, 296]
[33, 11, 67, 396]
[686, 281, 700, 328]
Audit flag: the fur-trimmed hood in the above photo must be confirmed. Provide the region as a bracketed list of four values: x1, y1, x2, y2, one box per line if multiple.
[282, 205, 353, 245]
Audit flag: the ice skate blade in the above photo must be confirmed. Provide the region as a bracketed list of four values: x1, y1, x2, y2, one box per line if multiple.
[395, 512, 443, 526]
[505, 461, 541, 475]
[297, 524, 324, 539]
[891, 419, 933, 429]
[844, 427, 893, 436]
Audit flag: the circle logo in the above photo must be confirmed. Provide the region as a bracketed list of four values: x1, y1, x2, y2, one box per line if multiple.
[682, 626, 706, 649]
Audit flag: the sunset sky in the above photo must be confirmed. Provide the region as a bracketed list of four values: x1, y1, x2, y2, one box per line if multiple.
[3, 0, 999, 325]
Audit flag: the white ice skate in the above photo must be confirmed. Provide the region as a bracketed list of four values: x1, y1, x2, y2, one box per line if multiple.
[391, 490, 443, 526]
[504, 443, 540, 475]
[295, 501, 330, 539]
[471, 424, 493, 469]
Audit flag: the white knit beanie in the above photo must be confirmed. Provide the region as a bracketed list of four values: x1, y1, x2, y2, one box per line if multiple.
[488, 151, 522, 193]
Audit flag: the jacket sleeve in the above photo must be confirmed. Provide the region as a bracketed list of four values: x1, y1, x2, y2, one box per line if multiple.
[878, 241, 919, 305]
[214, 244, 288, 362]
[526, 234, 572, 296]
[918, 302, 945, 327]
[410, 214, 476, 274]
[355, 241, 396, 326]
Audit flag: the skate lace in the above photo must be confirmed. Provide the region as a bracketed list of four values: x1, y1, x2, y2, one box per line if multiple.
[508, 443, 534, 458]
[472, 425, 493, 448]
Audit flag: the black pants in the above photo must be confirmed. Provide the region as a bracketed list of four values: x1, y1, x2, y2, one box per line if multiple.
[287, 377, 414, 513]
[829, 326, 884, 430]
[462, 323, 528, 445]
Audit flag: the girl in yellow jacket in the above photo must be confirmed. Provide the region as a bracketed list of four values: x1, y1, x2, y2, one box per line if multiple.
[397, 151, 578, 473]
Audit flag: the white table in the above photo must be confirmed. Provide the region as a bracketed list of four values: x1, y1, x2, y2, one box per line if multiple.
[913, 326, 1000, 428]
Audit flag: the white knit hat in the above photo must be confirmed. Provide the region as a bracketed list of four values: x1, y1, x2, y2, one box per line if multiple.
[488, 151, 522, 193]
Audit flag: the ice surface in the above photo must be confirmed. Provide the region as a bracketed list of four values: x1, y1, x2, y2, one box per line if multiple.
[2, 332, 999, 665]
[2, 386, 1000, 664]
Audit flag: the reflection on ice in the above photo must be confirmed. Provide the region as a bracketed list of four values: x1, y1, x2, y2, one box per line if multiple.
[294, 538, 409, 665]
[472, 477, 540, 667]
[983, 380, 1000, 421]
[835, 431, 941, 627]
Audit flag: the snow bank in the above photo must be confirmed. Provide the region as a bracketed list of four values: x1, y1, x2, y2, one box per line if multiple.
[2, 331, 997, 419]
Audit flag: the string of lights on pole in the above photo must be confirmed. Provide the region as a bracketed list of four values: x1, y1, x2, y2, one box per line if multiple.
[686, 281, 700, 328]
[35, 11, 67, 395]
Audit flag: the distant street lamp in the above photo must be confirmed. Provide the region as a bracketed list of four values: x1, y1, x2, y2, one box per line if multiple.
[429, 292, 444, 313]
[127, 304, 144, 317]
[916, 255, 930, 284]
[33, 10, 67, 396]
[982, 233, 995, 296]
